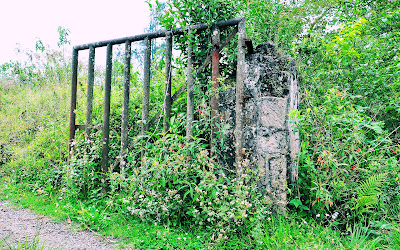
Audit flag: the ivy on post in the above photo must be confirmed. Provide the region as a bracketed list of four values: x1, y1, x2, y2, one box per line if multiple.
[85, 46, 95, 139]
[163, 31, 173, 134]
[101, 43, 113, 191]
[68, 48, 78, 161]
[120, 40, 131, 170]
[235, 18, 246, 167]
[211, 25, 220, 154]
[142, 37, 152, 157]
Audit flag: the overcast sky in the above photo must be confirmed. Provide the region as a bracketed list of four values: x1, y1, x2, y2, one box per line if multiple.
[0, 0, 151, 64]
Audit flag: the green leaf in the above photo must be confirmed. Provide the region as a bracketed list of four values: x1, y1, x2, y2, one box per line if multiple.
[289, 199, 302, 208]
[300, 205, 310, 211]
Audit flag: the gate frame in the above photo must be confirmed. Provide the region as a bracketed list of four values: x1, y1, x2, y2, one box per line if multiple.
[68, 17, 250, 173]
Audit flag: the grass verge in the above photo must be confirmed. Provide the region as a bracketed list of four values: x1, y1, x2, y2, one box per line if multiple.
[2, 178, 398, 249]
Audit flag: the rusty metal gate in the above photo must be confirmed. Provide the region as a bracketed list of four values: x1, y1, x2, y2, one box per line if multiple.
[68, 17, 250, 174]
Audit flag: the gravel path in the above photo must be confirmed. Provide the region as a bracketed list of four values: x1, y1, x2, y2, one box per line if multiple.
[0, 201, 118, 249]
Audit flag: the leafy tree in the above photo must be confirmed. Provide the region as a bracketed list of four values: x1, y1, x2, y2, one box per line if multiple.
[57, 26, 71, 62]
[57, 26, 71, 48]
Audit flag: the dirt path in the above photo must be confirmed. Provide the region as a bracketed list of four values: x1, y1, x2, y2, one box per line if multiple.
[0, 201, 119, 249]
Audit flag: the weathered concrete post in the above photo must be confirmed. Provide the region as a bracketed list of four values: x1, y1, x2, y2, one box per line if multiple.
[220, 42, 300, 212]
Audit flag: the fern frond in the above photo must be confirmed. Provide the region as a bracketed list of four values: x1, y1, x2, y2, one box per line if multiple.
[355, 195, 377, 214]
[356, 173, 386, 197]
[353, 173, 386, 215]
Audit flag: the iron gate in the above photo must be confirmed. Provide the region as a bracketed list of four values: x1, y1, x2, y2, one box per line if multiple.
[68, 17, 251, 175]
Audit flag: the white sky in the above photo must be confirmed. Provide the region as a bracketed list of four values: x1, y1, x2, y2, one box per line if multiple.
[0, 0, 151, 64]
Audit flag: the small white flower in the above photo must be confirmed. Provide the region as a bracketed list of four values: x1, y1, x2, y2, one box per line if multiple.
[316, 214, 320, 217]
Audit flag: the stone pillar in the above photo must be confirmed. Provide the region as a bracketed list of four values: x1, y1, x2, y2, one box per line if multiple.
[219, 42, 300, 212]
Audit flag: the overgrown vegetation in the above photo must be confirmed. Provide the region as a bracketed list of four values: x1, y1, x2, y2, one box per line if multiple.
[1, 0, 399, 248]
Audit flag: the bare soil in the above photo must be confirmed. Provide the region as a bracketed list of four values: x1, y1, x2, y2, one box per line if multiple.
[0, 201, 119, 249]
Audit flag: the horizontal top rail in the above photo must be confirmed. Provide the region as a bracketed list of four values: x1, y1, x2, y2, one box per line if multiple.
[73, 17, 244, 51]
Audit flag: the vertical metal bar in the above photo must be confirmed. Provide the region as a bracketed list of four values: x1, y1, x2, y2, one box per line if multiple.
[142, 37, 152, 136]
[141, 37, 152, 159]
[85, 46, 95, 138]
[163, 32, 173, 133]
[211, 25, 220, 152]
[288, 74, 300, 185]
[68, 48, 78, 159]
[186, 30, 194, 142]
[101, 44, 113, 178]
[235, 18, 246, 166]
[121, 40, 131, 160]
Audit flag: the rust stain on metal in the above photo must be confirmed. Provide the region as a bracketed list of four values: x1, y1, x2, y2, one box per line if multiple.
[211, 26, 220, 153]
